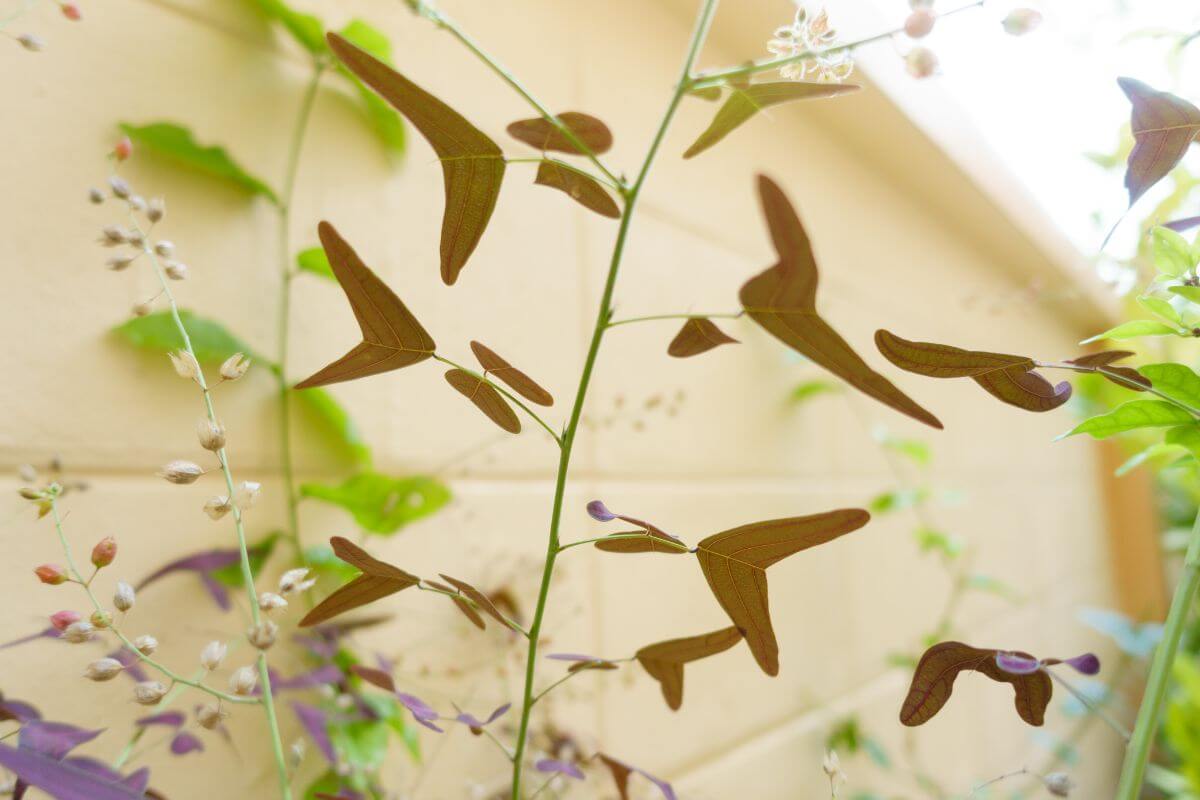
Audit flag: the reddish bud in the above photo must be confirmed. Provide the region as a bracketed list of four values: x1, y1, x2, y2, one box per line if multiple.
[904, 8, 936, 38]
[91, 536, 117, 568]
[50, 610, 82, 631]
[60, 3, 81, 20]
[35, 564, 68, 585]
[114, 137, 133, 162]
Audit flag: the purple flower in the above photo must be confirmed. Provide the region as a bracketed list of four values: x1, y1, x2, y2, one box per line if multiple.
[994, 653, 1041, 675]
[397, 693, 443, 733]
[586, 500, 618, 521]
[292, 703, 335, 764]
[535, 758, 585, 780]
[1061, 653, 1102, 675]
[452, 703, 510, 734]
[995, 651, 1102, 677]
[135, 711, 185, 729]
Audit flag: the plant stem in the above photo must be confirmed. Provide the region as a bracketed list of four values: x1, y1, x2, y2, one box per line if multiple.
[1115, 503, 1200, 797]
[1044, 668, 1131, 742]
[276, 61, 327, 563]
[506, 2, 720, 796]
[606, 311, 744, 328]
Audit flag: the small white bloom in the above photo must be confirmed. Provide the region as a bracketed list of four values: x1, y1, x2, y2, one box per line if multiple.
[767, 5, 853, 83]
[62, 621, 95, 644]
[229, 666, 258, 696]
[822, 749, 846, 792]
[113, 581, 135, 612]
[196, 418, 226, 452]
[1043, 773, 1074, 798]
[168, 351, 201, 382]
[247, 620, 278, 650]
[279, 568, 315, 595]
[203, 495, 232, 521]
[196, 703, 227, 730]
[133, 681, 168, 706]
[200, 640, 227, 671]
[133, 634, 158, 655]
[219, 353, 250, 382]
[258, 592, 288, 612]
[146, 197, 165, 223]
[235, 481, 261, 510]
[158, 459, 203, 485]
[84, 657, 125, 682]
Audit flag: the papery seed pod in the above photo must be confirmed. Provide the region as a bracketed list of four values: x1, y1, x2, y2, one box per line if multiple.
[106, 254, 136, 271]
[1002, 8, 1042, 36]
[88, 187, 105, 205]
[133, 681, 168, 706]
[91, 536, 118, 568]
[35, 564, 68, 585]
[84, 658, 125, 682]
[158, 459, 203, 485]
[196, 703, 226, 730]
[127, 230, 145, 249]
[113, 581, 135, 612]
[163, 261, 188, 281]
[128, 195, 147, 213]
[200, 640, 227, 671]
[99, 225, 129, 246]
[235, 481, 261, 510]
[63, 621, 96, 643]
[146, 198, 165, 223]
[16, 33, 45, 52]
[258, 592, 288, 613]
[168, 351, 201, 382]
[908, 0, 933, 8]
[132, 301, 153, 317]
[90, 610, 112, 629]
[50, 610, 82, 631]
[18, 463, 37, 482]
[289, 739, 305, 768]
[203, 496, 232, 521]
[109, 176, 132, 199]
[61, 3, 82, 20]
[905, 46, 938, 78]
[1043, 774, 1074, 798]
[247, 620, 278, 651]
[114, 138, 133, 162]
[229, 666, 257, 696]
[18, 487, 43, 500]
[904, 7, 936, 38]
[278, 568, 313, 595]
[219, 353, 250, 382]
[133, 634, 158, 655]
[154, 240, 175, 258]
[196, 419, 226, 452]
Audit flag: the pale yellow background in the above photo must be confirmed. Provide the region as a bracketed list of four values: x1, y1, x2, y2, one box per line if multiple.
[0, 0, 1127, 797]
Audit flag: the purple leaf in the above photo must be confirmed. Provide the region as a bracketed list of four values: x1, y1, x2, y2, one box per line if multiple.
[19, 721, 102, 759]
[58, 758, 150, 793]
[1165, 216, 1200, 234]
[546, 653, 602, 662]
[995, 652, 1042, 675]
[292, 703, 335, 764]
[535, 758, 585, 780]
[199, 574, 232, 611]
[597, 753, 677, 800]
[1062, 653, 1102, 676]
[135, 712, 184, 729]
[169, 732, 203, 756]
[107, 648, 149, 684]
[136, 548, 243, 611]
[0, 699, 41, 723]
[264, 665, 344, 694]
[0, 743, 149, 800]
[396, 693, 443, 732]
[452, 703, 510, 731]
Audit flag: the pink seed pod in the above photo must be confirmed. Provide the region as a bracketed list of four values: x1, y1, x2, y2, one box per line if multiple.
[35, 564, 68, 585]
[114, 137, 133, 162]
[60, 3, 82, 21]
[905, 47, 939, 79]
[91, 536, 117, 568]
[50, 610, 82, 631]
[904, 8, 936, 38]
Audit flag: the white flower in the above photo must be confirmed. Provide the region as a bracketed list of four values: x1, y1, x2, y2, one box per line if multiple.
[203, 496, 232, 521]
[84, 658, 125, 682]
[767, 5, 853, 83]
[219, 353, 250, 382]
[133, 681, 168, 706]
[200, 640, 227, 671]
[168, 351, 201, 382]
[235, 481, 261, 510]
[822, 750, 846, 793]
[279, 568, 315, 595]
[229, 666, 258, 696]
[113, 581, 135, 612]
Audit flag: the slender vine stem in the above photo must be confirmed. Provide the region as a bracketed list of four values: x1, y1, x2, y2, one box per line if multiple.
[505, 2, 720, 795]
[1044, 668, 1131, 742]
[606, 310, 744, 328]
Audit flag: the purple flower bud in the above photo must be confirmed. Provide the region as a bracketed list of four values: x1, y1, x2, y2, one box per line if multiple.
[1062, 653, 1101, 676]
[586, 500, 617, 521]
[994, 652, 1042, 675]
[535, 758, 585, 780]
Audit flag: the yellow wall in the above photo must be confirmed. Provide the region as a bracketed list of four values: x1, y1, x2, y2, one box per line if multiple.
[0, 0, 1126, 797]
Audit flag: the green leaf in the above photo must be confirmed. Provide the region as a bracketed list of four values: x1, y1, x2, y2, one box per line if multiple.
[1166, 424, 1200, 459]
[1140, 363, 1200, 409]
[301, 472, 450, 535]
[337, 20, 406, 154]
[965, 573, 1020, 601]
[1138, 294, 1183, 325]
[294, 387, 372, 466]
[875, 431, 931, 466]
[118, 122, 277, 202]
[296, 246, 335, 280]
[1170, 285, 1200, 305]
[914, 527, 963, 558]
[250, 0, 328, 56]
[1080, 319, 1181, 344]
[1063, 399, 1195, 439]
[789, 379, 839, 404]
[304, 772, 345, 800]
[1114, 442, 1189, 476]
[330, 709, 391, 771]
[1154, 226, 1195, 277]
[868, 488, 926, 513]
[112, 310, 254, 363]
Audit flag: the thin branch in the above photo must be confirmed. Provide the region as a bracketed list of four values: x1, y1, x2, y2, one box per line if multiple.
[606, 311, 744, 329]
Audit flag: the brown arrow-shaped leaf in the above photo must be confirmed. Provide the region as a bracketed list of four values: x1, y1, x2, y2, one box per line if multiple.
[874, 330, 1072, 412]
[1064, 350, 1150, 391]
[684, 82, 860, 159]
[295, 222, 436, 389]
[470, 341, 554, 406]
[1119, 77, 1200, 208]
[533, 161, 620, 219]
[635, 627, 743, 711]
[667, 317, 739, 358]
[742, 176, 941, 429]
[329, 32, 504, 285]
[350, 664, 396, 693]
[425, 578, 486, 630]
[299, 537, 420, 627]
[696, 509, 870, 676]
[900, 641, 1052, 727]
[438, 574, 511, 629]
[506, 112, 613, 154]
[444, 369, 521, 433]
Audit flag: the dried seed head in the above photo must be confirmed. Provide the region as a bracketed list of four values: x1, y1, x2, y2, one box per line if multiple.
[132, 301, 153, 317]
[35, 564, 69, 585]
[247, 620, 278, 650]
[113, 137, 133, 162]
[50, 610, 82, 631]
[63, 621, 96, 644]
[133, 681, 168, 706]
[113, 581, 136, 612]
[258, 592, 288, 613]
[289, 739, 305, 768]
[203, 495, 232, 521]
[17, 33, 45, 52]
[905, 46, 938, 78]
[196, 703, 227, 730]
[90, 610, 112, 629]
[229, 666, 258, 696]
[1043, 774, 1074, 798]
[133, 634, 158, 655]
[235, 481, 261, 510]
[91, 536, 118, 568]
[99, 225, 129, 246]
[200, 640, 227, 671]
[108, 176, 132, 199]
[163, 261, 188, 281]
[278, 568, 314, 595]
[196, 419, 226, 452]
[61, 3, 82, 20]
[154, 240, 175, 258]
[1002, 8, 1042, 36]
[904, 7, 936, 38]
[84, 658, 125, 682]
[168, 351, 201, 382]
[128, 195, 147, 213]
[126, 230, 145, 249]
[146, 197, 165, 223]
[88, 187, 105, 205]
[106, 254, 137, 272]
[219, 353, 250, 382]
[19, 487, 43, 500]
[158, 459, 203, 485]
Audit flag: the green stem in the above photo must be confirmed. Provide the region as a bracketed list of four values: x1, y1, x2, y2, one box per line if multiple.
[1044, 668, 1131, 741]
[506, 2, 720, 796]
[606, 311, 744, 329]
[276, 61, 327, 563]
[1115, 504, 1200, 797]
[432, 353, 563, 445]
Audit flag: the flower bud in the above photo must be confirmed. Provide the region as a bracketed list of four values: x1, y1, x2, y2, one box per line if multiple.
[133, 634, 158, 655]
[904, 7, 936, 38]
[1043, 773, 1074, 797]
[19, 487, 43, 500]
[200, 640, 227, 671]
[90, 610, 112, 629]
[146, 198, 165, 223]
[235, 481, 261, 510]
[163, 261, 188, 281]
[132, 301, 153, 318]
[63, 621, 96, 643]
[133, 681, 168, 706]
[247, 620, 278, 651]
[168, 351, 201, 382]
[113, 581, 135, 612]
[906, 46, 938, 78]
[91, 536, 118, 568]
[113, 137, 133, 162]
[50, 610, 82, 632]
[1002, 8, 1042, 36]
[258, 592, 288, 612]
[196, 419, 226, 452]
[220, 353, 250, 382]
[158, 460, 203, 485]
[84, 658, 124, 682]
[128, 195, 147, 213]
[126, 230, 145, 249]
[109, 176, 132, 199]
[196, 703, 227, 730]
[106, 254, 136, 271]
[229, 666, 258, 696]
[99, 225, 129, 246]
[88, 187, 105, 205]
[61, 3, 82, 20]
[203, 496, 232, 521]
[35, 564, 69, 585]
[153, 240, 175, 258]
[17, 33, 44, 52]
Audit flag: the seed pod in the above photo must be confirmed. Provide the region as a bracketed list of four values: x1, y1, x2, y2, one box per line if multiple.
[50, 610, 82, 631]
[158, 460, 203, 485]
[258, 592, 288, 612]
[88, 187, 105, 204]
[247, 620, 278, 651]
[18, 487, 43, 500]
[203, 496, 232, 521]
[84, 658, 125, 682]
[106, 254, 136, 271]
[199, 640, 227, 671]
[1002, 8, 1042, 36]
[229, 666, 257, 696]
[1043, 774, 1074, 798]
[16, 33, 44, 52]
[196, 703, 226, 730]
[904, 7, 936, 38]
[133, 634, 158, 655]
[146, 198, 165, 223]
[99, 226, 129, 246]
[196, 419, 226, 452]
[91, 536, 117, 568]
[235, 481, 261, 510]
[132, 301, 153, 318]
[35, 564, 68, 585]
[905, 47, 938, 78]
[168, 351, 201, 382]
[113, 581, 135, 612]
[289, 739, 305, 768]
[163, 261, 188, 281]
[128, 196, 147, 213]
[109, 176, 132, 199]
[63, 621, 96, 644]
[133, 681, 168, 706]
[219, 353, 250, 382]
[90, 611, 112, 629]
[278, 568, 313, 595]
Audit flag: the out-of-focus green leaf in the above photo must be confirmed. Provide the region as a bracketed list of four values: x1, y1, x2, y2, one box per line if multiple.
[337, 20, 407, 155]
[305, 543, 359, 585]
[1141, 363, 1200, 408]
[1169, 285, 1200, 304]
[330, 709, 391, 772]
[211, 532, 280, 587]
[1115, 441, 1190, 476]
[1063, 400, 1194, 439]
[112, 310, 255, 363]
[1139, 294, 1184, 325]
[251, 0, 328, 56]
[1154, 225, 1196, 277]
[294, 387, 372, 466]
[914, 527, 963, 558]
[304, 772, 345, 800]
[868, 488, 927, 514]
[118, 122, 277, 202]
[965, 573, 1020, 601]
[301, 472, 450, 535]
[297, 246, 335, 280]
[1167, 424, 1200, 459]
[1081, 319, 1182, 344]
[790, 379, 839, 404]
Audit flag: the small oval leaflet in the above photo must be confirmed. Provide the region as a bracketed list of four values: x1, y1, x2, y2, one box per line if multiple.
[470, 341, 554, 406]
[299, 537, 420, 627]
[444, 369, 521, 434]
[667, 317, 739, 358]
[533, 161, 620, 219]
[506, 111, 614, 154]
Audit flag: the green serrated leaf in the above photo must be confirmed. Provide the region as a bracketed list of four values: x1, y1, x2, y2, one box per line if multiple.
[251, 0, 328, 56]
[1063, 399, 1195, 439]
[1139, 294, 1183, 325]
[1141, 363, 1200, 409]
[119, 122, 277, 202]
[301, 472, 450, 535]
[1081, 319, 1181, 344]
[112, 310, 255, 363]
[337, 20, 406, 154]
[294, 387, 372, 465]
[297, 246, 335, 280]
[1154, 225, 1196, 277]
